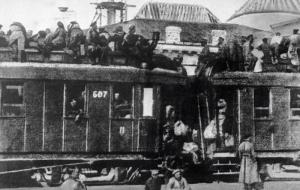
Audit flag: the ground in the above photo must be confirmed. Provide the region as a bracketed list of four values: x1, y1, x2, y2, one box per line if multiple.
[1, 181, 300, 190]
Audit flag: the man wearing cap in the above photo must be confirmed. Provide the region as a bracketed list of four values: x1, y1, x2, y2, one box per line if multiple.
[166, 169, 190, 190]
[145, 170, 162, 190]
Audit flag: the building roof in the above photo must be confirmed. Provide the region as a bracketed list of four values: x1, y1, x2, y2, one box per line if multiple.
[228, 0, 300, 21]
[135, 2, 220, 24]
[227, 0, 300, 31]
[270, 17, 300, 29]
[105, 19, 269, 44]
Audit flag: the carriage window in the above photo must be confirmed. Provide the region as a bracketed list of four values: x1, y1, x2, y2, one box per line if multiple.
[254, 88, 270, 119]
[1, 82, 24, 116]
[142, 88, 154, 117]
[290, 89, 300, 118]
[113, 84, 132, 118]
[66, 84, 86, 117]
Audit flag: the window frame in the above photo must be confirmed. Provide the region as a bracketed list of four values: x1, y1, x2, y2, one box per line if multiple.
[141, 86, 155, 118]
[253, 87, 272, 120]
[111, 84, 134, 119]
[0, 81, 25, 117]
[289, 88, 300, 119]
[64, 83, 87, 118]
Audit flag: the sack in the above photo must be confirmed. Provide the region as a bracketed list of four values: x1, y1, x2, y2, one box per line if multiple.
[174, 120, 188, 136]
[204, 120, 217, 139]
[254, 59, 263, 73]
[183, 142, 199, 152]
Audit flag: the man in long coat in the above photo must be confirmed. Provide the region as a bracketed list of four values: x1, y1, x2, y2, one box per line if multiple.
[238, 134, 261, 190]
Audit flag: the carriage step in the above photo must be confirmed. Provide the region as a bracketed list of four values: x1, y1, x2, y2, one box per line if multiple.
[212, 171, 239, 175]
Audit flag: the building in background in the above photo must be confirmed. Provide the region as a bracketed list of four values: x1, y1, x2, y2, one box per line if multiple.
[105, 2, 270, 75]
[228, 0, 300, 31]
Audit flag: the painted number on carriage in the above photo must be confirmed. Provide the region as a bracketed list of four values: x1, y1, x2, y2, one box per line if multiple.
[93, 91, 108, 99]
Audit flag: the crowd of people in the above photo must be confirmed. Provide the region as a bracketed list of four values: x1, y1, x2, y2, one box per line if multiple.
[0, 21, 160, 68]
[197, 29, 300, 73]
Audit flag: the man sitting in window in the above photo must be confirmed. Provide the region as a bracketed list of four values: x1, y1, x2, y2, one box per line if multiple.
[113, 92, 131, 118]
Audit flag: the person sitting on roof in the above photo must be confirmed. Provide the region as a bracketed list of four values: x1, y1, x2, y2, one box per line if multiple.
[51, 21, 67, 50]
[110, 26, 126, 52]
[8, 22, 27, 62]
[270, 32, 283, 63]
[243, 34, 256, 71]
[217, 37, 230, 70]
[0, 24, 8, 47]
[228, 37, 244, 71]
[66, 21, 85, 62]
[87, 22, 102, 65]
[288, 29, 300, 69]
[122, 24, 140, 56]
[257, 38, 273, 67]
[97, 27, 111, 64]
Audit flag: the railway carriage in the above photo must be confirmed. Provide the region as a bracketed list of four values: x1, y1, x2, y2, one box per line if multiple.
[196, 63, 300, 181]
[0, 48, 186, 186]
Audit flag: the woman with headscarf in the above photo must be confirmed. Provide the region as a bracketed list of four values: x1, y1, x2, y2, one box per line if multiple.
[66, 21, 85, 61]
[238, 134, 261, 190]
[51, 21, 66, 50]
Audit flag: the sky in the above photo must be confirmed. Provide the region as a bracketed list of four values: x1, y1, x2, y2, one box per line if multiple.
[0, 0, 248, 33]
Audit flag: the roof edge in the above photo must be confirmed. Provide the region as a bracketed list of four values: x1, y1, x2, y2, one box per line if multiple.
[228, 10, 300, 22]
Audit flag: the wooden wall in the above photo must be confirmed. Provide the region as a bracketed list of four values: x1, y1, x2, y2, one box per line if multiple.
[0, 80, 162, 154]
[238, 87, 300, 150]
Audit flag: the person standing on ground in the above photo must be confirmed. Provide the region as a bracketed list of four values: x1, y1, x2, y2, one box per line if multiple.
[238, 134, 262, 190]
[166, 169, 191, 190]
[145, 170, 162, 190]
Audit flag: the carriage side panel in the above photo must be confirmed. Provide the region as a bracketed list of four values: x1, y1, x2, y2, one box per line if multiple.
[239, 88, 254, 140]
[44, 83, 64, 152]
[64, 119, 86, 152]
[0, 118, 25, 152]
[87, 83, 110, 152]
[110, 119, 133, 152]
[272, 88, 290, 149]
[24, 81, 43, 152]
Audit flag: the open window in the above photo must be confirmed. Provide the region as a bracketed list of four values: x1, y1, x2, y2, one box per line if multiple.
[142, 87, 154, 117]
[254, 88, 271, 119]
[1, 82, 24, 117]
[112, 84, 133, 118]
[65, 84, 86, 117]
[290, 88, 300, 118]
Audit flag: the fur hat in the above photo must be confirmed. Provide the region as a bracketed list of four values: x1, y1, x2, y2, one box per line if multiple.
[172, 169, 182, 175]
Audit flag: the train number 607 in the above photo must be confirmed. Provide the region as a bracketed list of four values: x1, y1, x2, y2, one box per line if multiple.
[93, 91, 108, 98]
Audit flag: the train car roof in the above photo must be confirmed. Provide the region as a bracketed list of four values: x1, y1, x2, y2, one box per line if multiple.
[212, 71, 300, 87]
[0, 62, 186, 85]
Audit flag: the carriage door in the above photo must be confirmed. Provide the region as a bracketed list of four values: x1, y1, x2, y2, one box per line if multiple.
[87, 83, 110, 152]
[137, 85, 160, 152]
[110, 84, 134, 152]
